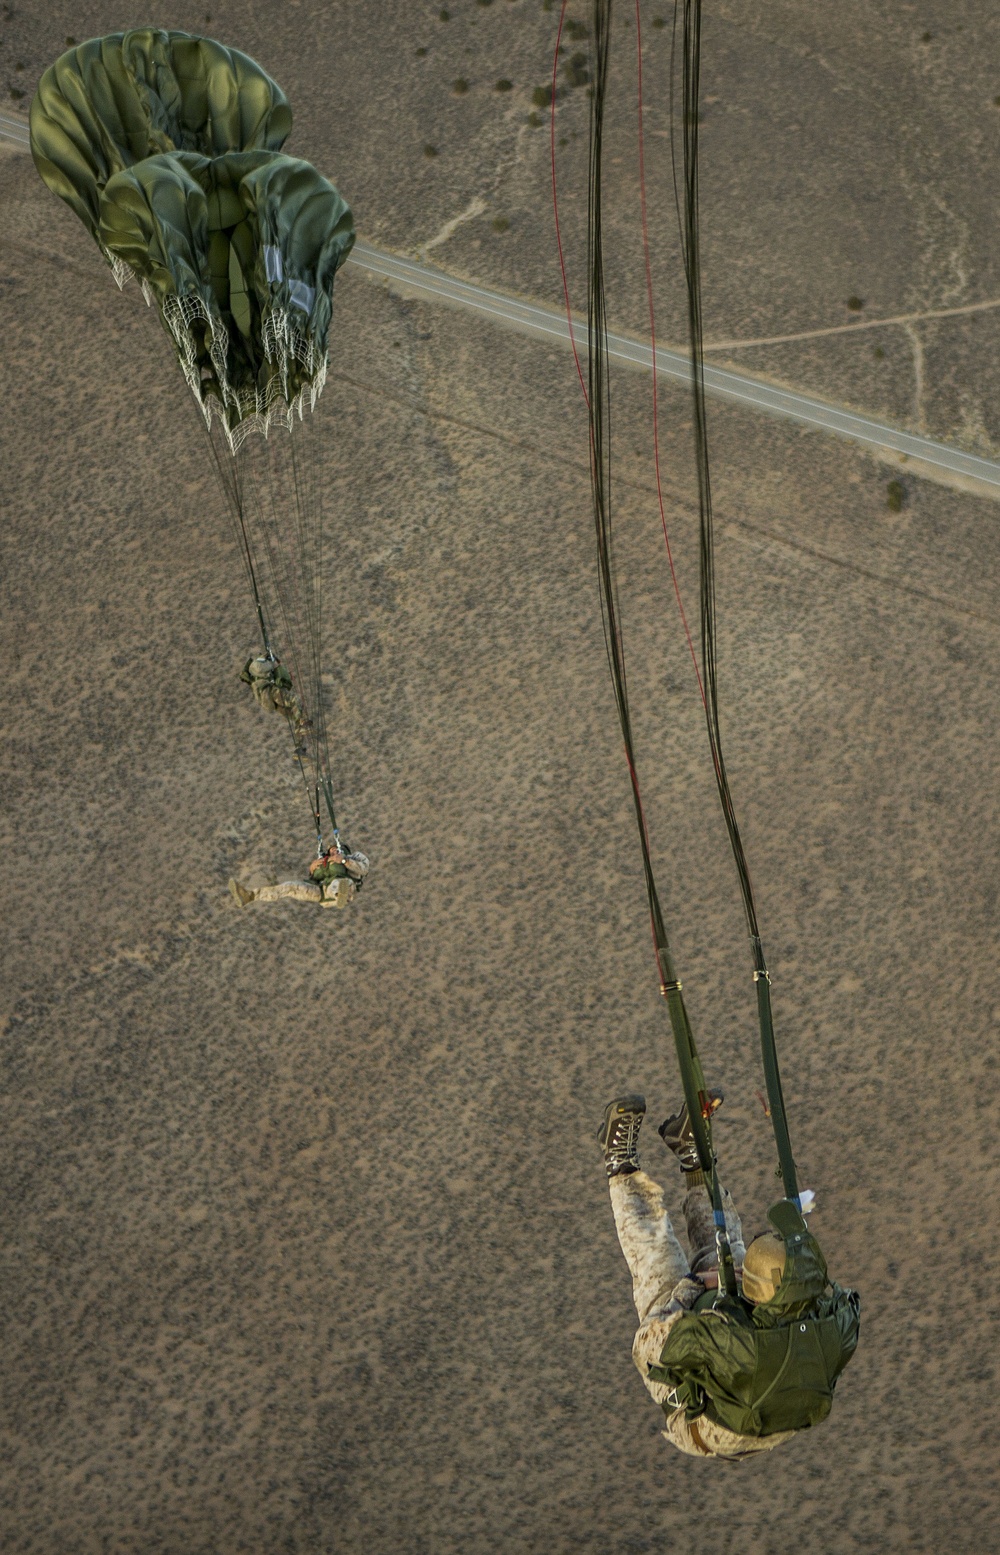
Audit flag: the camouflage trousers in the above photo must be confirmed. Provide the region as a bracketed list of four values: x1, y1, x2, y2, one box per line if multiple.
[609, 1169, 792, 1460]
[244, 878, 354, 908]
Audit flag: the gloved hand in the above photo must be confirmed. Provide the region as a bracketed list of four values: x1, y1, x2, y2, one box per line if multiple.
[665, 1274, 705, 1314]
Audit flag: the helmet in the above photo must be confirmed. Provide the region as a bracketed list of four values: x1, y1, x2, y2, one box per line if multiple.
[741, 1232, 787, 1304]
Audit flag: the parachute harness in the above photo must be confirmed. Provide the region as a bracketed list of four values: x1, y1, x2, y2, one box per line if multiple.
[551, 0, 800, 1279]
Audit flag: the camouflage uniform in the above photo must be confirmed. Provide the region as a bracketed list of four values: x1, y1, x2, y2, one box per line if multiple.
[229, 847, 369, 910]
[609, 1169, 795, 1460]
[241, 656, 306, 743]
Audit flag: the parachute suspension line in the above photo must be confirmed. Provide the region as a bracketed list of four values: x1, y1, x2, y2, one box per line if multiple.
[285, 426, 340, 844]
[290, 431, 333, 788]
[215, 424, 321, 804]
[553, 0, 707, 723]
[224, 447, 318, 837]
[671, 0, 799, 1202]
[258, 438, 334, 845]
[551, 0, 590, 408]
[289, 739, 322, 853]
[556, 0, 663, 986]
[632, 0, 708, 719]
[248, 444, 311, 733]
[574, 0, 737, 1296]
[253, 423, 341, 852]
[282, 434, 321, 779]
[204, 413, 274, 658]
[233, 420, 342, 848]
[201, 401, 340, 849]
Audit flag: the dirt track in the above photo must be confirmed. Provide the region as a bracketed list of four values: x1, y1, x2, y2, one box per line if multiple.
[1, 5, 998, 1552]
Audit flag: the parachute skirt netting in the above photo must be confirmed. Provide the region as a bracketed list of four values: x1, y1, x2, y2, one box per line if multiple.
[161, 293, 330, 450]
[101, 264, 332, 448]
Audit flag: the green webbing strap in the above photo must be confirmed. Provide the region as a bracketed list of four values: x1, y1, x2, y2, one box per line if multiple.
[672, 0, 803, 1215]
[321, 775, 338, 836]
[752, 937, 799, 1203]
[657, 935, 738, 1301]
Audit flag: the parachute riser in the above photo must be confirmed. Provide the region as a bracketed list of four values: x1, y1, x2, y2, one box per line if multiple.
[321, 775, 338, 837]
[255, 601, 274, 660]
[659, 978, 739, 1301]
[751, 939, 800, 1204]
[673, 1, 803, 1220]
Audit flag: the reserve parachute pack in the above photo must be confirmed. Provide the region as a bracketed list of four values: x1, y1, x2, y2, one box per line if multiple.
[647, 1200, 860, 1438]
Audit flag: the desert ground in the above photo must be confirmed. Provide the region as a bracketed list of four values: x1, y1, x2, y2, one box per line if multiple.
[1, 3, 998, 1552]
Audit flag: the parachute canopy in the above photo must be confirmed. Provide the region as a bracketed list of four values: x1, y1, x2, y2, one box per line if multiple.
[29, 30, 353, 443]
[100, 150, 354, 435]
[29, 29, 291, 241]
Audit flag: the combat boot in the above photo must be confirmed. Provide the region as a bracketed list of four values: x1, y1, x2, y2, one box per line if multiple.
[657, 1091, 723, 1174]
[597, 1094, 646, 1177]
[320, 876, 355, 908]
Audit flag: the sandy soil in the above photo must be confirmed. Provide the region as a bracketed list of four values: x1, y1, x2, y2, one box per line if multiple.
[1, 5, 998, 1552]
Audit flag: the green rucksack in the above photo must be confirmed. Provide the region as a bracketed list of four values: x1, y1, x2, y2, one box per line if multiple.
[647, 1199, 860, 1439]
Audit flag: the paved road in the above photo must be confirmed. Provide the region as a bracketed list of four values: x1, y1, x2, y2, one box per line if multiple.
[0, 111, 30, 147]
[350, 242, 1000, 500]
[5, 111, 999, 499]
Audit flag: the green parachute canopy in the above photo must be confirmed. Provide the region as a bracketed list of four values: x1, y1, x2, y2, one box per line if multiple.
[29, 29, 291, 243]
[30, 29, 354, 441]
[100, 149, 354, 438]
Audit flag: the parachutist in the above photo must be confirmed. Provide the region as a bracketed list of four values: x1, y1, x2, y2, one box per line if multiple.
[228, 845, 369, 910]
[312, 843, 369, 889]
[241, 655, 307, 743]
[598, 1093, 859, 1460]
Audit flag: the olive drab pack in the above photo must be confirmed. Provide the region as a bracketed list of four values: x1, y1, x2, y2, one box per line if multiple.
[647, 1200, 860, 1439]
